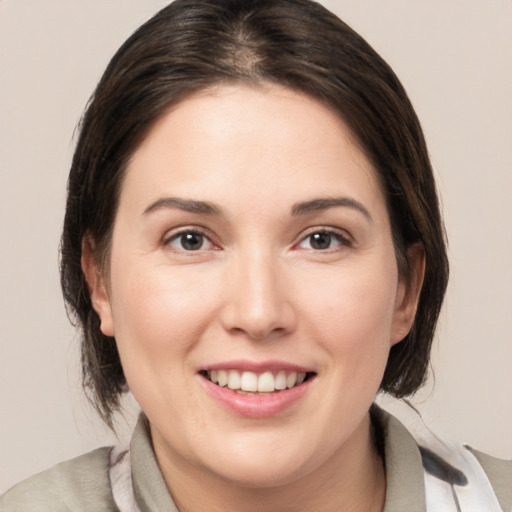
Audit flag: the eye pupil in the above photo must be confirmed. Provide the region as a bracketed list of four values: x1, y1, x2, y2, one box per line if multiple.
[181, 232, 203, 250]
[310, 232, 331, 250]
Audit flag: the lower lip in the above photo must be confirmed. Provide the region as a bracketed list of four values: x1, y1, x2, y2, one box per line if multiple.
[200, 376, 313, 419]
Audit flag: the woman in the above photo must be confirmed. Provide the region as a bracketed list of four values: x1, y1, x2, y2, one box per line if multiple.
[1, 0, 510, 510]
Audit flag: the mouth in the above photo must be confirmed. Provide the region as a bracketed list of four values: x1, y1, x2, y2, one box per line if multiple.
[199, 369, 316, 394]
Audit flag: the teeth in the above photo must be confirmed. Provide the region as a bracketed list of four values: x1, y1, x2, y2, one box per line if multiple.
[286, 372, 297, 388]
[240, 371, 258, 391]
[275, 371, 287, 390]
[257, 371, 275, 392]
[228, 370, 241, 390]
[217, 370, 228, 387]
[206, 369, 310, 392]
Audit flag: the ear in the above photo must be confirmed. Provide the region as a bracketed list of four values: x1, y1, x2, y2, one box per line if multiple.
[81, 235, 115, 337]
[391, 243, 425, 345]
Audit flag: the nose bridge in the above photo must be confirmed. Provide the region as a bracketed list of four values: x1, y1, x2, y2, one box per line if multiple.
[222, 241, 295, 339]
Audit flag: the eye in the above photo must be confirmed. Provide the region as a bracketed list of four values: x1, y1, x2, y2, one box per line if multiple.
[297, 230, 351, 251]
[165, 230, 215, 251]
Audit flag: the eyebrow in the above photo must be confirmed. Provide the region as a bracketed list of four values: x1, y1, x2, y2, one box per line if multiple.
[143, 197, 222, 216]
[143, 195, 371, 221]
[291, 197, 372, 222]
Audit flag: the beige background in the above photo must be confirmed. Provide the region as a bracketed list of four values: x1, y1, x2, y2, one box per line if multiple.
[1, 0, 511, 492]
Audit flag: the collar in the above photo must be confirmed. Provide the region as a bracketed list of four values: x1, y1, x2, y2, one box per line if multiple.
[118, 405, 508, 512]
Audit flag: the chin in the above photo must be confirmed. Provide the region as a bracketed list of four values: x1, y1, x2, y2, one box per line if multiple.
[211, 459, 308, 489]
[198, 438, 317, 489]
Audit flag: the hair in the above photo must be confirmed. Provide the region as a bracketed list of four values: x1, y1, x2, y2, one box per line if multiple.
[60, 0, 449, 427]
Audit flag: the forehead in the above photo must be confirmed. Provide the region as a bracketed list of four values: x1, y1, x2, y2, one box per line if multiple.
[121, 84, 386, 221]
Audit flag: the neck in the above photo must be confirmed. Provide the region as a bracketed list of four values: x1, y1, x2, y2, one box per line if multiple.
[152, 413, 386, 512]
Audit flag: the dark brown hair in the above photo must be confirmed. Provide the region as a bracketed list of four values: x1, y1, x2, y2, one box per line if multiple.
[60, 0, 449, 427]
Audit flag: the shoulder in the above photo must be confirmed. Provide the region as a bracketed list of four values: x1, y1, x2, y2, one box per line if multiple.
[467, 447, 512, 512]
[373, 404, 512, 512]
[0, 447, 118, 512]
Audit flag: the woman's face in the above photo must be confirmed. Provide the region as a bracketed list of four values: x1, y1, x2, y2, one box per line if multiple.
[88, 84, 420, 488]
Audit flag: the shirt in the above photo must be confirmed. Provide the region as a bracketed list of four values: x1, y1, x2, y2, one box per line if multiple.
[1, 407, 510, 511]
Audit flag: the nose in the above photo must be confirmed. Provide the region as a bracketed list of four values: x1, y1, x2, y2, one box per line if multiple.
[219, 249, 297, 341]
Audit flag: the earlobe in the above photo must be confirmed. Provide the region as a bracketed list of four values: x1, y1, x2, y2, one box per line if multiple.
[391, 243, 425, 345]
[81, 235, 115, 337]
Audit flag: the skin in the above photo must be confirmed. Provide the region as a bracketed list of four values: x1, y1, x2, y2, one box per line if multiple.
[83, 84, 424, 512]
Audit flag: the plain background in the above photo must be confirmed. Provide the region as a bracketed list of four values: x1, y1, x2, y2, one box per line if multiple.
[1, 0, 511, 492]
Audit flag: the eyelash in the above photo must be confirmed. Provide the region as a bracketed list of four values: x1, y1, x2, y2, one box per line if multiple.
[295, 228, 353, 252]
[163, 228, 218, 252]
[163, 227, 352, 253]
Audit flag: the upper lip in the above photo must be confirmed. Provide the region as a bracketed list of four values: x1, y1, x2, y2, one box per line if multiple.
[200, 359, 314, 374]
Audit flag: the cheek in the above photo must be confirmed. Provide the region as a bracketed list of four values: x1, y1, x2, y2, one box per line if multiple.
[304, 267, 398, 344]
[300, 262, 398, 394]
[107, 263, 224, 422]
[108, 260, 221, 369]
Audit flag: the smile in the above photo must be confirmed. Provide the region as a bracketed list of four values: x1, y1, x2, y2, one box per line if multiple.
[201, 369, 315, 394]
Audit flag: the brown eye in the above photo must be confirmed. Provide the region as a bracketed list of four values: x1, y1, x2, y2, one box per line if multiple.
[167, 230, 210, 251]
[310, 232, 332, 250]
[298, 230, 351, 251]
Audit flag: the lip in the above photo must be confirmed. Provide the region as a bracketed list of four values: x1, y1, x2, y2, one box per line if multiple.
[201, 359, 314, 374]
[198, 360, 316, 419]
